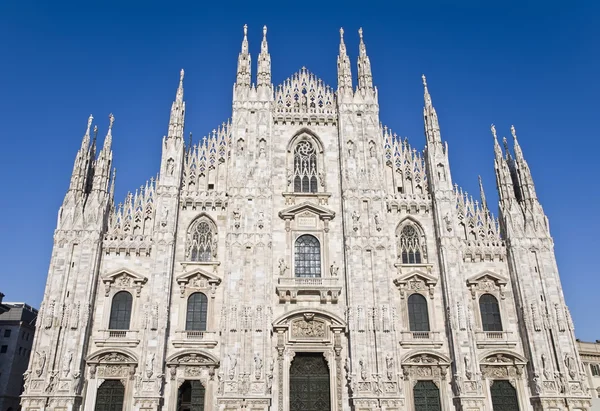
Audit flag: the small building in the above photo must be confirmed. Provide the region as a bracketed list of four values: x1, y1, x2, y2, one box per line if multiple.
[0, 301, 38, 411]
[579, 340, 600, 410]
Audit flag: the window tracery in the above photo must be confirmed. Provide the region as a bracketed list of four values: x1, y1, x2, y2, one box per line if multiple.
[294, 234, 321, 278]
[397, 222, 426, 264]
[186, 217, 217, 262]
[293, 140, 318, 193]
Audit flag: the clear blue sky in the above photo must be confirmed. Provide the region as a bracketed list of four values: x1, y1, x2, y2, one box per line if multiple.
[0, 2, 598, 340]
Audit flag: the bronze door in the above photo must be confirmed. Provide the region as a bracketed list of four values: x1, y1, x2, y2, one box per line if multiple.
[94, 380, 125, 411]
[290, 352, 331, 411]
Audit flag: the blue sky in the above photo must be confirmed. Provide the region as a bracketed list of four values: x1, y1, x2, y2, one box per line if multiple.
[0, 1, 598, 340]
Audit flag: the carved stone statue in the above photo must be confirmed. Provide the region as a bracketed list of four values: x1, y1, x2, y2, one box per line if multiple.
[347, 141, 355, 158]
[386, 354, 394, 380]
[228, 354, 237, 380]
[368, 140, 376, 158]
[464, 355, 472, 380]
[541, 353, 551, 380]
[278, 258, 288, 276]
[166, 158, 175, 175]
[233, 209, 241, 228]
[35, 350, 46, 377]
[374, 212, 381, 231]
[145, 353, 155, 378]
[359, 359, 367, 381]
[254, 353, 263, 380]
[532, 372, 542, 395]
[330, 262, 339, 277]
[63, 351, 73, 377]
[565, 354, 577, 379]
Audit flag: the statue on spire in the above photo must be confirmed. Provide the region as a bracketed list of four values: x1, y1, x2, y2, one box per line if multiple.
[357, 27, 373, 90]
[337, 27, 352, 94]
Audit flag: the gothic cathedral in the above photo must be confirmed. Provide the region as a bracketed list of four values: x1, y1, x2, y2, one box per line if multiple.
[21, 26, 592, 411]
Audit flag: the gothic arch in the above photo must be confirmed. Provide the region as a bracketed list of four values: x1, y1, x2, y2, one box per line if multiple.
[285, 127, 325, 153]
[396, 218, 428, 264]
[186, 214, 218, 261]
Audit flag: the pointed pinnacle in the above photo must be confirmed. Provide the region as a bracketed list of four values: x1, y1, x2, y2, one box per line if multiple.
[511, 125, 518, 141]
[491, 124, 497, 141]
[108, 113, 115, 130]
[87, 114, 94, 133]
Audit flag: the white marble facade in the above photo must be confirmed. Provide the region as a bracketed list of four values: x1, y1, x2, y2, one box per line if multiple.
[21, 26, 592, 411]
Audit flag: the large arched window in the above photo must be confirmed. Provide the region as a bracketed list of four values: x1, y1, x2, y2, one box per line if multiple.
[490, 380, 520, 411]
[479, 294, 503, 332]
[177, 380, 206, 410]
[186, 292, 208, 331]
[413, 380, 441, 411]
[293, 140, 318, 193]
[94, 380, 125, 411]
[397, 223, 425, 264]
[109, 291, 133, 330]
[408, 293, 430, 332]
[186, 217, 217, 262]
[294, 235, 321, 278]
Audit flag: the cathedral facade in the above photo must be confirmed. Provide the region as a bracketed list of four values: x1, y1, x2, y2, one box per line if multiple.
[21, 26, 592, 411]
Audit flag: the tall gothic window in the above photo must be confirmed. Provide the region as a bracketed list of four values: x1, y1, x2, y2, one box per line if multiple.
[187, 217, 217, 262]
[294, 235, 321, 278]
[408, 293, 430, 332]
[413, 380, 441, 411]
[490, 380, 520, 411]
[479, 294, 503, 332]
[186, 292, 208, 331]
[293, 140, 318, 193]
[398, 223, 425, 264]
[109, 291, 133, 330]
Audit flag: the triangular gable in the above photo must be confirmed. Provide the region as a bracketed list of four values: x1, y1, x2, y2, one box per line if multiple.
[393, 268, 437, 299]
[466, 270, 508, 287]
[176, 268, 221, 285]
[278, 201, 335, 221]
[101, 268, 147, 284]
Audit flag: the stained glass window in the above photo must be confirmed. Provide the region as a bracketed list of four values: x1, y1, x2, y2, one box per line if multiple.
[293, 140, 318, 193]
[408, 293, 430, 332]
[187, 218, 216, 261]
[480, 294, 503, 332]
[413, 380, 441, 411]
[109, 291, 132, 330]
[490, 380, 520, 411]
[295, 235, 321, 278]
[398, 224, 424, 264]
[186, 292, 208, 331]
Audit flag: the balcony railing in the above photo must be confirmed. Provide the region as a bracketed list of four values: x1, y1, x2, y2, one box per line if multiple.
[95, 330, 140, 347]
[276, 277, 341, 303]
[475, 331, 516, 348]
[278, 277, 339, 287]
[171, 330, 218, 348]
[399, 331, 443, 348]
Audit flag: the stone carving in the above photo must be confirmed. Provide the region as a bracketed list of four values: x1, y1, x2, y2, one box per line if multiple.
[564, 354, 577, 379]
[228, 354, 237, 380]
[69, 303, 79, 329]
[257, 211, 265, 229]
[386, 354, 394, 380]
[44, 300, 55, 329]
[359, 359, 367, 380]
[254, 353, 263, 380]
[464, 355, 472, 380]
[351, 210, 360, 231]
[167, 158, 175, 175]
[160, 205, 168, 227]
[541, 353, 551, 380]
[63, 351, 73, 377]
[368, 140, 376, 158]
[374, 212, 381, 231]
[45, 370, 58, 393]
[151, 304, 159, 330]
[318, 171, 325, 188]
[35, 350, 46, 377]
[555, 303, 566, 332]
[291, 319, 325, 338]
[347, 140, 355, 158]
[531, 303, 542, 331]
[532, 372, 542, 395]
[233, 209, 241, 228]
[278, 258, 288, 276]
[457, 301, 466, 331]
[145, 353, 155, 378]
[330, 261, 339, 277]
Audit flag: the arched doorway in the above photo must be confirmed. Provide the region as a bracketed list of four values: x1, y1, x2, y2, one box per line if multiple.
[289, 352, 330, 411]
[94, 379, 125, 411]
[490, 380, 520, 411]
[177, 380, 206, 411]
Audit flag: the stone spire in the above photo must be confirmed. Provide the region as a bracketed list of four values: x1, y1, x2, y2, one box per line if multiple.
[422, 75, 441, 144]
[167, 69, 186, 140]
[492, 124, 516, 204]
[337, 27, 352, 97]
[511, 125, 537, 202]
[92, 113, 114, 192]
[69, 115, 95, 193]
[357, 27, 373, 90]
[478, 175, 488, 211]
[256, 25, 272, 95]
[236, 24, 252, 89]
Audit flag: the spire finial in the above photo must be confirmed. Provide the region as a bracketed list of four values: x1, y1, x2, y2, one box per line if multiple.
[92, 125, 99, 146]
[87, 114, 94, 134]
[340, 27, 344, 39]
[244, 24, 248, 37]
[358, 27, 367, 56]
[180, 68, 184, 83]
[511, 125, 517, 141]
[261, 25, 268, 52]
[422, 74, 428, 88]
[108, 113, 115, 130]
[491, 124, 498, 141]
[478, 175, 488, 210]
[263, 25, 267, 37]
[358, 27, 363, 39]
[422, 74, 432, 107]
